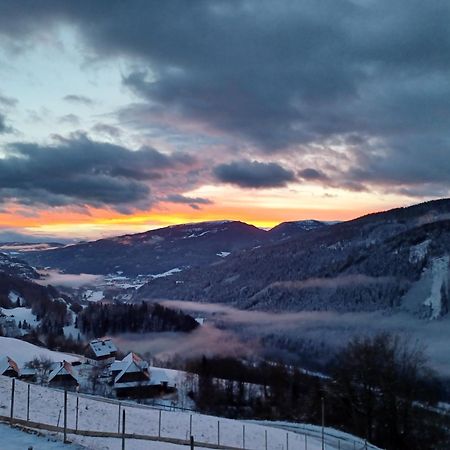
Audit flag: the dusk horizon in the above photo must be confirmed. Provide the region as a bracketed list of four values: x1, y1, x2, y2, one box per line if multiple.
[0, 1, 448, 241]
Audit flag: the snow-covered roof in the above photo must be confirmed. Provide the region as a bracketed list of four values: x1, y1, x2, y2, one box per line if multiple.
[110, 360, 126, 373]
[115, 358, 149, 384]
[123, 352, 148, 368]
[48, 361, 78, 383]
[19, 367, 36, 377]
[149, 367, 171, 386]
[89, 339, 117, 358]
[0, 356, 19, 375]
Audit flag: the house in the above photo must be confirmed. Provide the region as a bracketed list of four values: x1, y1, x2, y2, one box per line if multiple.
[19, 367, 37, 382]
[0, 356, 19, 378]
[48, 361, 78, 389]
[112, 352, 176, 398]
[85, 338, 117, 364]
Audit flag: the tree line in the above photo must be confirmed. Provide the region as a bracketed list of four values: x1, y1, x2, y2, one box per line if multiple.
[186, 333, 450, 450]
[77, 301, 199, 337]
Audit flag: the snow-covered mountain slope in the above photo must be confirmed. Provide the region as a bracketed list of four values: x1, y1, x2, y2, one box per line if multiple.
[21, 221, 268, 276]
[0, 252, 39, 279]
[268, 219, 329, 240]
[0, 336, 79, 366]
[138, 199, 450, 318]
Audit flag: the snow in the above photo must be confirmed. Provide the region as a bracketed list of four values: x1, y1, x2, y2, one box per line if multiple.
[1, 306, 39, 328]
[409, 239, 431, 263]
[151, 268, 182, 279]
[63, 310, 80, 340]
[0, 337, 80, 366]
[89, 339, 117, 358]
[424, 255, 449, 319]
[83, 290, 104, 303]
[0, 423, 84, 449]
[216, 251, 231, 258]
[0, 375, 380, 450]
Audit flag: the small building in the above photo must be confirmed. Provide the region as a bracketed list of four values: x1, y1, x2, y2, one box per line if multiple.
[0, 356, 19, 378]
[48, 361, 78, 389]
[19, 367, 37, 382]
[85, 338, 117, 364]
[112, 353, 176, 399]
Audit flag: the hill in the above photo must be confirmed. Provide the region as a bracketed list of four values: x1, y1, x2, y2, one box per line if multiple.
[136, 199, 450, 318]
[21, 221, 269, 276]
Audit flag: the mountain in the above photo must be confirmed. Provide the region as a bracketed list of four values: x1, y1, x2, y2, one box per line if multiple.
[268, 219, 329, 240]
[136, 199, 450, 319]
[0, 252, 39, 280]
[21, 221, 269, 276]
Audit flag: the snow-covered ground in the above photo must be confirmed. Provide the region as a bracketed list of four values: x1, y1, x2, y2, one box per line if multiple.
[424, 256, 449, 319]
[0, 337, 79, 366]
[1, 305, 39, 328]
[82, 289, 105, 303]
[151, 268, 182, 279]
[0, 423, 84, 449]
[0, 375, 379, 450]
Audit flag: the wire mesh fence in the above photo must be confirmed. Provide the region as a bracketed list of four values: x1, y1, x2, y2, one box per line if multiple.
[0, 375, 379, 450]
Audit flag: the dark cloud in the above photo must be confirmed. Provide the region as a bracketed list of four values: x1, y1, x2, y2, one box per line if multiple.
[164, 194, 213, 210]
[0, 112, 12, 134]
[0, 134, 195, 210]
[298, 168, 328, 181]
[92, 123, 121, 138]
[63, 94, 94, 106]
[0, 1, 449, 195]
[214, 159, 296, 188]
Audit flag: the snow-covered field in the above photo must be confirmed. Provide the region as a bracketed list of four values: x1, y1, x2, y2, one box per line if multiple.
[0, 375, 379, 450]
[0, 423, 84, 450]
[1, 305, 39, 328]
[0, 336, 79, 366]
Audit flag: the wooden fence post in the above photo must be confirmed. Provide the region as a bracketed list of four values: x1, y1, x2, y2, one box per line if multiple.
[190, 435, 195, 450]
[10, 378, 15, 423]
[189, 413, 192, 436]
[158, 410, 162, 437]
[63, 390, 68, 443]
[243, 424, 245, 449]
[217, 420, 220, 445]
[75, 395, 79, 433]
[265, 429, 268, 450]
[121, 409, 126, 450]
[286, 432, 289, 450]
[305, 434, 308, 450]
[118, 403, 121, 434]
[26, 384, 30, 421]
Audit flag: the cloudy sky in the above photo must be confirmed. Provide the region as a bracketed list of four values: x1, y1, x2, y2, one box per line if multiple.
[0, 0, 448, 240]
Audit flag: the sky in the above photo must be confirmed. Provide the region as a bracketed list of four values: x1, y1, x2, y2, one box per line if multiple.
[0, 0, 449, 241]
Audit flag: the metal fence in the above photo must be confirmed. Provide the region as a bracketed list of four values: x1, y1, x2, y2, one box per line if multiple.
[0, 376, 378, 450]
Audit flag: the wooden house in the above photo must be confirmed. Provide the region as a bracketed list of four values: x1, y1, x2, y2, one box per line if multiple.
[48, 361, 78, 389]
[0, 356, 19, 378]
[85, 338, 117, 364]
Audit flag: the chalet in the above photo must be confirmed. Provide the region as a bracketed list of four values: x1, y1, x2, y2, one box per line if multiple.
[0, 356, 19, 378]
[112, 353, 176, 398]
[48, 361, 78, 389]
[85, 338, 117, 364]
